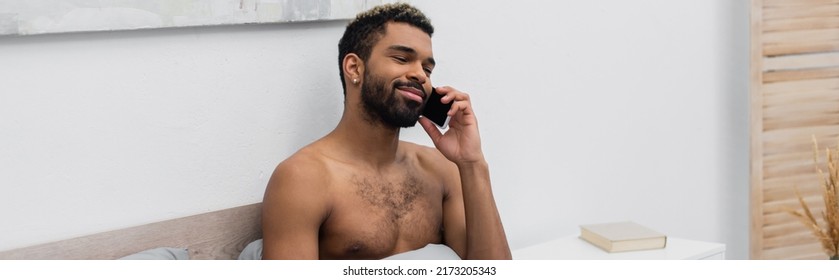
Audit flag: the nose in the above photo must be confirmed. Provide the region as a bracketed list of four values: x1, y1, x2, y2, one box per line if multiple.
[407, 62, 428, 85]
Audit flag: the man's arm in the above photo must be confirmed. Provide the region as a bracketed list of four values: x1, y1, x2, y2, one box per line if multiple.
[261, 158, 330, 259]
[419, 86, 512, 260]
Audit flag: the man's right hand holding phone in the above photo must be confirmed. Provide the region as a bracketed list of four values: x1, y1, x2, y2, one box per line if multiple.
[419, 86, 485, 166]
[420, 86, 512, 260]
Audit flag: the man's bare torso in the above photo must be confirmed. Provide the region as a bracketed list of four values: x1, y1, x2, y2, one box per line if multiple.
[294, 140, 450, 259]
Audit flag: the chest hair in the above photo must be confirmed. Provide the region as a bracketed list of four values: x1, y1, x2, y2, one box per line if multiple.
[352, 174, 423, 222]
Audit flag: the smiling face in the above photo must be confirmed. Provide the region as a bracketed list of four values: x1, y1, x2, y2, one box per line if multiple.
[359, 22, 436, 128]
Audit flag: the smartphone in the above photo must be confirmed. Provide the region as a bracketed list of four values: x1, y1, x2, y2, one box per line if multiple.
[422, 87, 452, 129]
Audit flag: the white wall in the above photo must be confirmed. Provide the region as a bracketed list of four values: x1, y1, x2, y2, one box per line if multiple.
[0, 0, 750, 259]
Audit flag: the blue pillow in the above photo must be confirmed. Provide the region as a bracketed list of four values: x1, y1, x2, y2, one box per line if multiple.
[238, 239, 263, 260]
[119, 247, 189, 260]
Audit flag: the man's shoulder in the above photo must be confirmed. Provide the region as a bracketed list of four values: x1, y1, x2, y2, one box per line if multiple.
[400, 141, 456, 172]
[270, 145, 331, 187]
[280, 145, 327, 168]
[262, 144, 332, 228]
[400, 141, 439, 158]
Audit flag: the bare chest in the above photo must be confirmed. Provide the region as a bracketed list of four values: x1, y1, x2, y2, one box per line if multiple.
[319, 172, 444, 259]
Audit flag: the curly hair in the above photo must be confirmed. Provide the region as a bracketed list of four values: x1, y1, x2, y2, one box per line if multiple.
[337, 3, 434, 95]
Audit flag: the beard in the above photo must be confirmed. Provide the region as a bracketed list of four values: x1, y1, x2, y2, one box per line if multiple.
[360, 71, 426, 128]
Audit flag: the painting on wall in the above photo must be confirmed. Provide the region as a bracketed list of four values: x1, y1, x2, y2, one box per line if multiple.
[0, 0, 396, 36]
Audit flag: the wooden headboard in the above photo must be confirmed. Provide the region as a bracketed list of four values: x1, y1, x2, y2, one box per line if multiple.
[0, 203, 262, 260]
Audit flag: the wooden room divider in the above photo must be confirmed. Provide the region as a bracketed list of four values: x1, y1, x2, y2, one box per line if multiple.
[750, 0, 839, 259]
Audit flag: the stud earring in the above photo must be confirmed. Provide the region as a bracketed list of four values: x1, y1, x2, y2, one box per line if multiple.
[352, 78, 359, 85]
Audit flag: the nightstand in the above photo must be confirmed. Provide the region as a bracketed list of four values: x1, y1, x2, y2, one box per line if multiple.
[513, 235, 726, 260]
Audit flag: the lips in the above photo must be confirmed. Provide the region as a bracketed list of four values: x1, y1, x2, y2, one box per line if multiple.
[396, 85, 426, 104]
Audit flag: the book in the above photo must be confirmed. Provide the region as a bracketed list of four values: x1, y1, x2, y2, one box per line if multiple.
[579, 221, 667, 253]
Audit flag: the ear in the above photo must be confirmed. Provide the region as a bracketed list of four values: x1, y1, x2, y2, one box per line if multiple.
[343, 53, 364, 87]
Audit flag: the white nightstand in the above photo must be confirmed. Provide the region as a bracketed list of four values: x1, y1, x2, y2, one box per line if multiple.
[513, 235, 726, 260]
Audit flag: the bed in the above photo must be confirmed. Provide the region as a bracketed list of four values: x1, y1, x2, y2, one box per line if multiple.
[0, 203, 262, 260]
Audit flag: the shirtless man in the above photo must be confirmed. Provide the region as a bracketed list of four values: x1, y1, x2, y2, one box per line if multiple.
[261, 3, 511, 260]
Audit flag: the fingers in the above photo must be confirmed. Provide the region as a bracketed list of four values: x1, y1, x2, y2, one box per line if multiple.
[435, 86, 467, 104]
[434, 86, 473, 117]
[419, 117, 443, 144]
[448, 98, 474, 118]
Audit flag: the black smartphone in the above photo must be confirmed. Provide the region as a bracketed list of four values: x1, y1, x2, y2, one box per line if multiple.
[422, 87, 452, 129]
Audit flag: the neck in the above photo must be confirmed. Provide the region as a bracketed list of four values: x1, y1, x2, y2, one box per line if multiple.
[327, 105, 403, 168]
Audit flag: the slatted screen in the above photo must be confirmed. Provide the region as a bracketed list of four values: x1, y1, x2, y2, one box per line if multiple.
[750, 0, 839, 259]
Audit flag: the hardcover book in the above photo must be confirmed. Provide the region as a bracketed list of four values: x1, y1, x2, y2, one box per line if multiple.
[579, 221, 667, 253]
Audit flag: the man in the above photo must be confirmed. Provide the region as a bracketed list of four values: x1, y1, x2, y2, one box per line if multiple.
[261, 3, 511, 260]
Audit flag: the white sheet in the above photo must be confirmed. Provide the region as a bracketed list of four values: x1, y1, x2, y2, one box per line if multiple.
[238, 240, 461, 260]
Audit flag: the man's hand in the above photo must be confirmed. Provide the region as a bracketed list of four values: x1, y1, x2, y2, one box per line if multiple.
[423, 86, 512, 259]
[419, 86, 485, 165]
